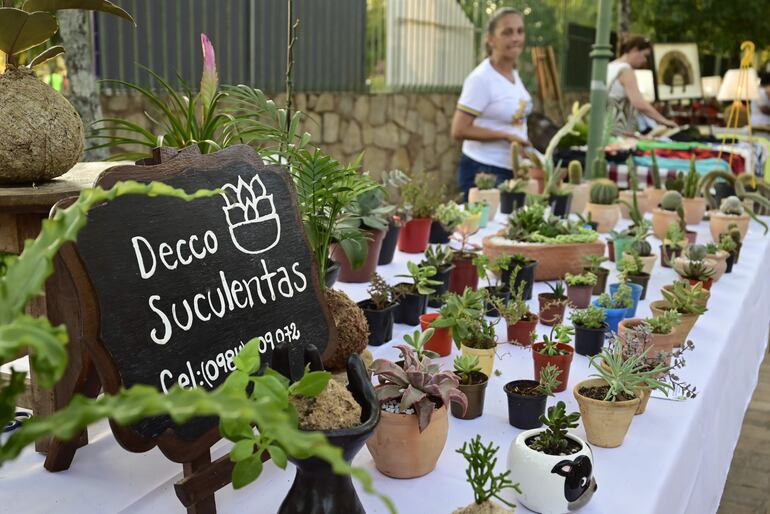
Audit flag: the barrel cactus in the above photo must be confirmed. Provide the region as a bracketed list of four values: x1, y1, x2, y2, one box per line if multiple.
[720, 196, 744, 215]
[660, 191, 683, 211]
[631, 239, 652, 256]
[589, 179, 619, 205]
[685, 244, 707, 261]
[568, 160, 583, 185]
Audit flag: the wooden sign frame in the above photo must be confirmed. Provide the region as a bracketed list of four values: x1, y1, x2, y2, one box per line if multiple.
[43, 145, 336, 513]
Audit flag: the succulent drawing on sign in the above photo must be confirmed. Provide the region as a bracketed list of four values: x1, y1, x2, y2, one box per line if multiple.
[221, 174, 281, 255]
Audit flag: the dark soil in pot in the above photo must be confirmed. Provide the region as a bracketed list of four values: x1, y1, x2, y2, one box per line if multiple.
[504, 379, 547, 429]
[428, 264, 455, 307]
[578, 384, 635, 402]
[574, 323, 608, 356]
[482, 286, 510, 317]
[393, 285, 428, 326]
[452, 371, 489, 420]
[524, 435, 582, 455]
[585, 266, 609, 295]
[429, 220, 452, 244]
[378, 221, 401, 265]
[501, 260, 537, 300]
[537, 293, 567, 326]
[626, 272, 650, 300]
[357, 299, 399, 347]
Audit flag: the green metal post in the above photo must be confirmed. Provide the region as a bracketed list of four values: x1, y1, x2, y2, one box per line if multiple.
[585, 0, 614, 177]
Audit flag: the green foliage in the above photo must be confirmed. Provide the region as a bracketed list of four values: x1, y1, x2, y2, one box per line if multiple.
[665, 172, 684, 193]
[434, 201, 468, 231]
[582, 254, 608, 273]
[456, 435, 520, 508]
[569, 305, 606, 330]
[678, 260, 715, 282]
[589, 179, 619, 205]
[664, 222, 686, 249]
[535, 364, 562, 396]
[422, 244, 454, 269]
[719, 233, 737, 253]
[564, 272, 597, 287]
[596, 283, 632, 309]
[494, 266, 533, 325]
[395, 261, 441, 296]
[498, 178, 528, 193]
[650, 152, 662, 189]
[685, 244, 707, 261]
[474, 172, 497, 190]
[538, 325, 574, 356]
[682, 157, 701, 199]
[367, 273, 394, 310]
[661, 281, 708, 315]
[506, 203, 598, 244]
[342, 184, 393, 231]
[644, 309, 681, 335]
[590, 154, 608, 179]
[453, 354, 483, 384]
[661, 191, 683, 211]
[433, 288, 486, 343]
[589, 338, 673, 402]
[528, 401, 580, 455]
[402, 328, 440, 360]
[473, 254, 512, 289]
[546, 280, 567, 299]
[402, 171, 445, 219]
[618, 253, 644, 278]
[631, 238, 652, 257]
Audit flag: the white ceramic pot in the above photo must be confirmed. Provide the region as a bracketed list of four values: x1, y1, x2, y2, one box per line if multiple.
[507, 428, 597, 514]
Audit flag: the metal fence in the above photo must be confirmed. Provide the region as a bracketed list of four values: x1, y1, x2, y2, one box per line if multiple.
[96, 0, 366, 93]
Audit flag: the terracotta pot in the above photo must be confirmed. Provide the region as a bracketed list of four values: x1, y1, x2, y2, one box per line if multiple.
[645, 187, 666, 210]
[366, 404, 448, 478]
[567, 284, 593, 309]
[507, 315, 539, 346]
[597, 359, 653, 417]
[681, 197, 707, 225]
[419, 313, 452, 357]
[331, 228, 386, 283]
[397, 218, 432, 253]
[482, 234, 605, 281]
[619, 190, 649, 218]
[584, 202, 620, 233]
[574, 378, 641, 448]
[468, 187, 501, 222]
[530, 167, 545, 194]
[538, 293, 567, 326]
[709, 210, 749, 241]
[448, 254, 478, 294]
[452, 372, 488, 420]
[649, 300, 700, 347]
[587, 266, 609, 295]
[568, 182, 590, 214]
[688, 277, 713, 290]
[651, 208, 680, 239]
[378, 221, 401, 265]
[622, 251, 656, 275]
[705, 250, 729, 281]
[532, 343, 574, 393]
[461, 344, 496, 378]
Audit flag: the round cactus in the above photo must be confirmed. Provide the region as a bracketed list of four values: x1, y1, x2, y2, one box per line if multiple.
[686, 244, 707, 261]
[631, 239, 652, 256]
[474, 172, 497, 190]
[568, 160, 583, 185]
[720, 195, 744, 215]
[660, 191, 683, 211]
[589, 179, 619, 205]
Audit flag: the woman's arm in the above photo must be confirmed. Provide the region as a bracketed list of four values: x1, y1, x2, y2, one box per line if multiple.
[450, 110, 529, 145]
[618, 69, 677, 128]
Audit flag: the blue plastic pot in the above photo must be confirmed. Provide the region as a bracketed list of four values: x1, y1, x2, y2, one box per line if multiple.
[609, 282, 643, 318]
[592, 300, 627, 334]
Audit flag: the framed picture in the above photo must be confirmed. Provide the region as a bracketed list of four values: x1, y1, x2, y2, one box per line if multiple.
[653, 43, 703, 100]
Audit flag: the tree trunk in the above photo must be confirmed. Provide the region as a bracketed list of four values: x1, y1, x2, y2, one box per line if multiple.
[58, 11, 109, 161]
[617, 0, 631, 56]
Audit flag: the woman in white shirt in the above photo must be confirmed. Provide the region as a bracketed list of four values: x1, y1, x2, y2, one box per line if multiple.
[451, 8, 532, 198]
[751, 71, 770, 128]
[607, 36, 677, 136]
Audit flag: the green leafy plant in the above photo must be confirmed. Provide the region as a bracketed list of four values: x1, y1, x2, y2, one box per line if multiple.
[564, 272, 597, 287]
[456, 316, 498, 350]
[465, 201, 486, 216]
[644, 310, 681, 335]
[596, 283, 633, 309]
[494, 266, 534, 326]
[434, 201, 467, 232]
[664, 222, 687, 250]
[395, 261, 441, 296]
[569, 305, 606, 329]
[705, 242, 719, 255]
[537, 324, 574, 356]
[340, 183, 393, 231]
[661, 280, 709, 315]
[588, 341, 672, 402]
[422, 244, 454, 270]
[617, 252, 644, 281]
[506, 203, 598, 244]
[377, 168, 411, 221]
[474, 172, 497, 190]
[402, 328, 440, 360]
[582, 254, 608, 273]
[453, 355, 484, 384]
[533, 363, 562, 396]
[402, 171, 445, 219]
[367, 272, 394, 310]
[432, 288, 486, 343]
[498, 178, 528, 193]
[456, 435, 520, 509]
[545, 280, 567, 300]
[718, 233, 737, 253]
[473, 254, 512, 289]
[528, 401, 581, 455]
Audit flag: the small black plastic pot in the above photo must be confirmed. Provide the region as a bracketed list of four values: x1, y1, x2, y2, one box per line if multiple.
[357, 299, 399, 347]
[574, 323, 608, 357]
[325, 261, 340, 289]
[452, 372, 489, 420]
[504, 380, 547, 429]
[482, 286, 510, 317]
[549, 193, 573, 218]
[428, 264, 455, 308]
[501, 260, 537, 300]
[586, 266, 609, 295]
[429, 220, 452, 244]
[377, 221, 401, 265]
[500, 191, 527, 215]
[393, 284, 428, 326]
[725, 251, 735, 273]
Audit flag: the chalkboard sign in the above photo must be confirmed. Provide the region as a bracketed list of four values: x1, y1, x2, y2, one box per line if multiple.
[70, 145, 334, 442]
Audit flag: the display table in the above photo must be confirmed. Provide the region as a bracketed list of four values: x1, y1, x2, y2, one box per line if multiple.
[3, 210, 769, 514]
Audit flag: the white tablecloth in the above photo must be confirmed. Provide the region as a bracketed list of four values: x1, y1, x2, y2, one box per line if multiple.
[3, 211, 770, 514]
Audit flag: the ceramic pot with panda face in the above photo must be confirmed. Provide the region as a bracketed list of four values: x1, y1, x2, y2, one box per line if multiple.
[507, 429, 597, 514]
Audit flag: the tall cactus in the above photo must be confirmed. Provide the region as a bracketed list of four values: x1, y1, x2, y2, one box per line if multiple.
[568, 160, 583, 185]
[626, 155, 638, 192]
[511, 142, 521, 178]
[650, 152, 661, 189]
[591, 155, 607, 179]
[682, 156, 700, 198]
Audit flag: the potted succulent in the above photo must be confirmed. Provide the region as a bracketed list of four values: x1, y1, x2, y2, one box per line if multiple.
[431, 288, 488, 363]
[482, 203, 604, 280]
[507, 401, 597, 514]
[652, 190, 684, 240]
[645, 152, 667, 210]
[398, 174, 438, 253]
[617, 253, 651, 300]
[368, 346, 467, 478]
[400, 328, 441, 361]
[709, 196, 755, 241]
[582, 254, 609, 295]
[574, 341, 671, 447]
[650, 280, 708, 346]
[703, 242, 729, 281]
[474, 254, 513, 316]
[699, 169, 770, 231]
[421, 244, 456, 307]
[569, 305, 608, 356]
[642, 310, 682, 364]
[393, 261, 441, 326]
[500, 253, 538, 300]
[498, 178, 529, 214]
[592, 283, 633, 333]
[660, 222, 686, 268]
[718, 232, 738, 273]
[564, 160, 591, 215]
[456, 316, 499, 378]
[431, 200, 466, 244]
[377, 169, 411, 265]
[538, 280, 569, 326]
[564, 272, 597, 309]
[357, 273, 399, 346]
[676, 257, 716, 291]
[448, 229, 480, 294]
[584, 178, 620, 232]
[504, 364, 562, 430]
[418, 314, 452, 357]
[451, 355, 489, 420]
[495, 267, 539, 346]
[609, 280, 643, 318]
[458, 201, 484, 234]
[619, 157, 649, 218]
[623, 237, 656, 275]
[543, 162, 574, 219]
[532, 324, 575, 393]
[674, 158, 708, 225]
[723, 223, 743, 264]
[454, 436, 520, 514]
[468, 172, 501, 222]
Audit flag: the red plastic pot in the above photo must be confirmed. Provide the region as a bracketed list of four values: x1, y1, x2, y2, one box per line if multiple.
[397, 218, 432, 253]
[419, 313, 453, 357]
[507, 315, 539, 346]
[688, 278, 713, 290]
[448, 255, 478, 294]
[537, 293, 567, 326]
[330, 228, 386, 283]
[532, 342, 574, 393]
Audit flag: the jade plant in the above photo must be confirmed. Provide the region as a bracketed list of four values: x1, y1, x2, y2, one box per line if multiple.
[432, 288, 486, 343]
[455, 435, 520, 510]
[527, 401, 581, 455]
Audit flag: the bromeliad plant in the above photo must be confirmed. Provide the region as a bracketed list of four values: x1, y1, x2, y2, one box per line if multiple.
[371, 346, 468, 432]
[455, 435, 520, 510]
[527, 401, 581, 455]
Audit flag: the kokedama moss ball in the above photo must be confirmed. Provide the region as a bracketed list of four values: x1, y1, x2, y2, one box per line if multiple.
[0, 66, 84, 184]
[322, 288, 369, 372]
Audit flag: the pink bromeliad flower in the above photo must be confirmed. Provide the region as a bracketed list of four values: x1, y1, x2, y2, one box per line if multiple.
[199, 33, 218, 108]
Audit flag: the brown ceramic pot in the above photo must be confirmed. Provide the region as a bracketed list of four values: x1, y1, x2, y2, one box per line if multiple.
[366, 404, 448, 478]
[584, 202, 620, 233]
[567, 284, 593, 309]
[537, 293, 567, 326]
[709, 210, 749, 241]
[574, 378, 640, 448]
[682, 197, 707, 225]
[586, 266, 609, 295]
[532, 342, 574, 393]
[651, 208, 680, 239]
[452, 372, 488, 420]
[649, 300, 700, 347]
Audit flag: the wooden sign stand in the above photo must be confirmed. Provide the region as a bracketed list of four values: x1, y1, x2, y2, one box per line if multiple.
[41, 145, 336, 514]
